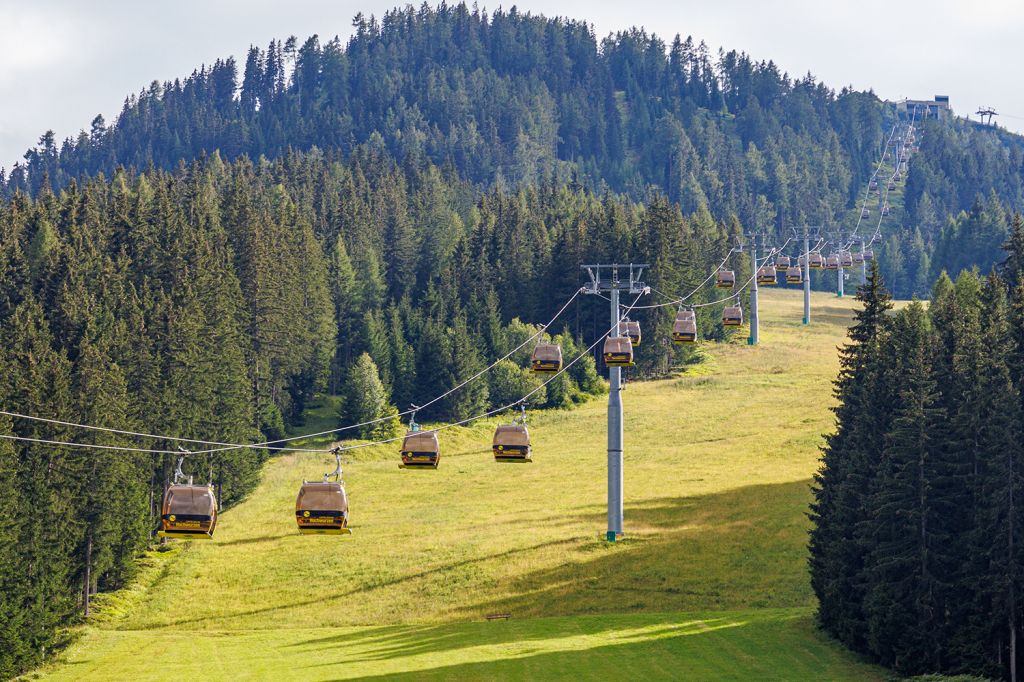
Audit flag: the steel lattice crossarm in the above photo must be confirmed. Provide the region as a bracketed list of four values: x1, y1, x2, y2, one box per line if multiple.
[581, 263, 649, 295]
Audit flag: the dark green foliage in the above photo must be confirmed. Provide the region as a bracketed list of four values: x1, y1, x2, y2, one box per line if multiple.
[0, 146, 739, 676]
[340, 353, 400, 441]
[809, 260, 893, 650]
[810, 230, 1024, 679]
[0, 5, 897, 235]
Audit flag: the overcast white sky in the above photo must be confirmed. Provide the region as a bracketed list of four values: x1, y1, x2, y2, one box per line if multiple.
[2, 0, 1023, 171]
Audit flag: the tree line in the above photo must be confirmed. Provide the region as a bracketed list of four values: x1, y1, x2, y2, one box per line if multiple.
[6, 5, 1022, 300]
[810, 215, 1024, 680]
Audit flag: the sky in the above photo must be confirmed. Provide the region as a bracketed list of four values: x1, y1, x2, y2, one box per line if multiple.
[2, 0, 1023, 171]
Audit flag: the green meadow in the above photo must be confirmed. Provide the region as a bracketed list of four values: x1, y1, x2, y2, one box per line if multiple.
[35, 288, 886, 681]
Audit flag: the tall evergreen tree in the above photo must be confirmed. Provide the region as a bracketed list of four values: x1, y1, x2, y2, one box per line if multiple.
[809, 260, 893, 647]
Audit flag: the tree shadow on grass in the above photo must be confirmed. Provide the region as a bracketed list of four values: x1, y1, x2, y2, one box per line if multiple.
[456, 480, 816, 620]
[153, 480, 815, 645]
[294, 609, 881, 681]
[283, 480, 817, 666]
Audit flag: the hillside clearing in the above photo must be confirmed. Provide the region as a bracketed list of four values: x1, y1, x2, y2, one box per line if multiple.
[36, 288, 886, 681]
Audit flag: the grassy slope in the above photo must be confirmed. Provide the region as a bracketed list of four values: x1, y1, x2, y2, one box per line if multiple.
[37, 288, 885, 681]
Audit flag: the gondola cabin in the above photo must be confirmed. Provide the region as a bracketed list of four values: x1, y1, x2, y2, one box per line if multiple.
[869, 180, 878, 191]
[861, 208, 870, 219]
[722, 305, 743, 327]
[853, 252, 865, 264]
[863, 248, 874, 260]
[715, 269, 736, 288]
[786, 266, 803, 284]
[603, 337, 634, 367]
[808, 252, 825, 269]
[881, 205, 890, 216]
[888, 181, 896, 191]
[672, 314, 697, 344]
[776, 255, 791, 271]
[826, 255, 840, 270]
[295, 482, 351, 535]
[493, 424, 532, 462]
[159, 484, 218, 539]
[756, 266, 777, 285]
[619, 320, 641, 347]
[531, 343, 562, 373]
[400, 430, 441, 468]
[839, 252, 854, 268]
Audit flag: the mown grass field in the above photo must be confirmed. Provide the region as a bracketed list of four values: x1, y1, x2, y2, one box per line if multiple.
[35, 288, 887, 681]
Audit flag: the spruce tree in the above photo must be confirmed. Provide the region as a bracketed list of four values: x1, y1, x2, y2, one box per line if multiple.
[341, 353, 400, 441]
[861, 302, 945, 672]
[968, 275, 1024, 680]
[809, 260, 893, 648]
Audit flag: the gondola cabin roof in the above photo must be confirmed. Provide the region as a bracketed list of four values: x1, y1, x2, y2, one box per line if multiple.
[493, 424, 530, 447]
[619, 320, 641, 346]
[675, 309, 695, 321]
[715, 270, 736, 287]
[296, 481, 348, 513]
[603, 337, 634, 365]
[402, 430, 440, 452]
[163, 484, 217, 516]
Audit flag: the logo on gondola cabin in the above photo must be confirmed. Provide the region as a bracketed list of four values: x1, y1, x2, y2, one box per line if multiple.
[303, 511, 310, 517]
[168, 515, 176, 522]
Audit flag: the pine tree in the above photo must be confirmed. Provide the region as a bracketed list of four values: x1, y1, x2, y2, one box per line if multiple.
[341, 353, 400, 441]
[861, 302, 946, 672]
[1, 295, 75, 671]
[809, 260, 893, 648]
[327, 236, 358, 392]
[443, 315, 490, 420]
[1002, 214, 1024, 289]
[967, 275, 1024, 680]
[0, 356, 28, 678]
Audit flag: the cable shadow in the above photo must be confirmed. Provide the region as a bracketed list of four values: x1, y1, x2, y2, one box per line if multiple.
[213, 534, 284, 547]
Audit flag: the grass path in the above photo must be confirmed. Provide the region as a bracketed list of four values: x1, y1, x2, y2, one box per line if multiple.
[37, 288, 885, 680]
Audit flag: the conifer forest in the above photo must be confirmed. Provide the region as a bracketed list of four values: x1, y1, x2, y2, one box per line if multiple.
[3, 3, 1024, 679]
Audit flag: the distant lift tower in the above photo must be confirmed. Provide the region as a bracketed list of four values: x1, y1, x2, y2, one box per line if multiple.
[737, 231, 769, 344]
[581, 264, 649, 542]
[793, 226, 820, 324]
[976, 107, 998, 126]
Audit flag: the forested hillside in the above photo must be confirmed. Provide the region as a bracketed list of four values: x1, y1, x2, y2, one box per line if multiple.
[879, 120, 1024, 296]
[0, 142, 740, 678]
[810, 217, 1024, 679]
[5, 5, 1024, 297]
[4, 3, 1024, 678]
[4, 4, 886, 230]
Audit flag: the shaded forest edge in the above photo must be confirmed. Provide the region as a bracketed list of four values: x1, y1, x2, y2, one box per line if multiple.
[810, 215, 1024, 680]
